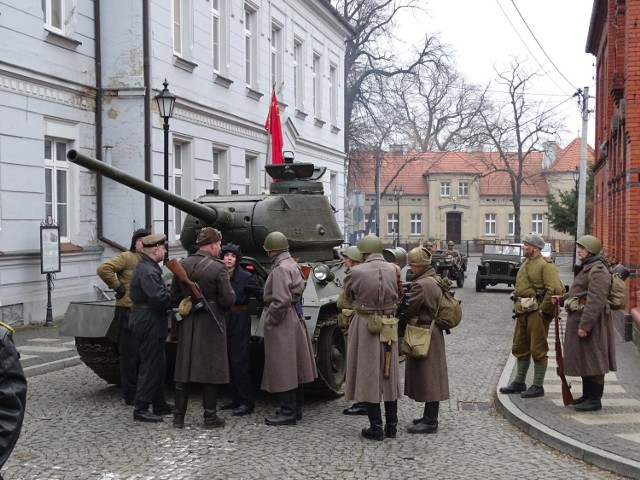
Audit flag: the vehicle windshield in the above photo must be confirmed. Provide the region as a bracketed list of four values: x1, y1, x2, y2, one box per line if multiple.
[541, 244, 551, 252]
[483, 244, 522, 256]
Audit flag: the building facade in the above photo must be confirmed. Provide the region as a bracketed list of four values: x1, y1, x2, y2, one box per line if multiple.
[0, 0, 351, 326]
[348, 140, 590, 250]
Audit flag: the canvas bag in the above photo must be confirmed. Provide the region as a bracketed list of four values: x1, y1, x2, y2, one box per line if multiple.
[588, 265, 628, 311]
[428, 276, 462, 329]
[401, 318, 436, 358]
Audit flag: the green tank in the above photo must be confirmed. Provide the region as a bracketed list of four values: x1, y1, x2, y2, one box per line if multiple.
[62, 150, 348, 395]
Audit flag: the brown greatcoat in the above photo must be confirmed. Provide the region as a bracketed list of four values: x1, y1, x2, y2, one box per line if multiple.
[343, 253, 402, 403]
[560, 259, 616, 376]
[399, 266, 450, 402]
[170, 251, 235, 384]
[261, 251, 317, 393]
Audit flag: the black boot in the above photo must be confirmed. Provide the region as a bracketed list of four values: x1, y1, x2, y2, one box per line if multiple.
[133, 401, 163, 423]
[361, 403, 384, 441]
[265, 389, 297, 426]
[574, 381, 603, 412]
[574, 377, 589, 405]
[408, 402, 438, 434]
[412, 403, 429, 425]
[203, 384, 225, 428]
[173, 383, 189, 428]
[384, 401, 398, 439]
[152, 399, 175, 416]
[295, 386, 304, 421]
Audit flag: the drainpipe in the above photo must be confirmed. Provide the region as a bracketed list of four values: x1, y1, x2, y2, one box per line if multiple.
[143, 0, 152, 226]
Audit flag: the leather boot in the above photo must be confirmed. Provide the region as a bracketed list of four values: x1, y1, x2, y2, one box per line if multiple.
[202, 384, 225, 428]
[574, 377, 589, 405]
[295, 386, 304, 421]
[360, 403, 384, 441]
[408, 402, 438, 434]
[412, 403, 429, 425]
[574, 381, 603, 412]
[265, 389, 297, 426]
[384, 401, 398, 439]
[133, 401, 163, 423]
[173, 383, 189, 428]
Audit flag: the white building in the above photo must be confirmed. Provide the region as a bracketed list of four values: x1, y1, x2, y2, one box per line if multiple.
[0, 0, 351, 326]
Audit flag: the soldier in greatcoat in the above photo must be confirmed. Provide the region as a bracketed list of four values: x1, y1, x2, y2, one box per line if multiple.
[261, 231, 317, 426]
[170, 227, 235, 428]
[343, 234, 402, 441]
[398, 246, 449, 434]
[129, 233, 174, 422]
[499, 232, 564, 399]
[552, 235, 616, 412]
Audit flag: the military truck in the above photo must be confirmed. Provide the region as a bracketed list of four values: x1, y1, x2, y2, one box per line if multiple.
[61, 150, 348, 396]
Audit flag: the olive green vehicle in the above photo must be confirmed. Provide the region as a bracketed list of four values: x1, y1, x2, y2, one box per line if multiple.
[475, 243, 524, 292]
[61, 150, 348, 396]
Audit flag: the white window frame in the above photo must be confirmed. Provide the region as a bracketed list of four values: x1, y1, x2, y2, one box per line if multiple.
[244, 3, 257, 87]
[44, 137, 70, 240]
[330, 172, 337, 207]
[212, 149, 221, 192]
[410, 213, 422, 235]
[440, 181, 450, 197]
[329, 63, 337, 126]
[485, 213, 496, 236]
[212, 0, 221, 73]
[271, 22, 283, 89]
[508, 213, 515, 236]
[458, 181, 468, 196]
[245, 154, 258, 194]
[43, 0, 64, 34]
[173, 143, 184, 239]
[532, 214, 544, 235]
[387, 213, 398, 236]
[293, 38, 304, 109]
[312, 52, 322, 118]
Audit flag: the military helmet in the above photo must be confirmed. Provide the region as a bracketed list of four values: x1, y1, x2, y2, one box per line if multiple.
[263, 231, 289, 251]
[522, 232, 545, 249]
[357, 234, 383, 254]
[425, 240, 433, 247]
[341, 245, 363, 263]
[576, 235, 602, 255]
[447, 241, 455, 246]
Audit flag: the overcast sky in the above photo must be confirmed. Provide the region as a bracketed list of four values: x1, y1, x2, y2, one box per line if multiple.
[399, 0, 596, 146]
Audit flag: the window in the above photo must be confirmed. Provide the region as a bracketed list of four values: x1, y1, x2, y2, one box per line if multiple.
[440, 181, 450, 196]
[271, 23, 282, 88]
[485, 213, 496, 235]
[245, 154, 257, 194]
[212, 0, 221, 72]
[244, 4, 256, 87]
[44, 138, 69, 239]
[173, 143, 184, 238]
[293, 39, 303, 109]
[532, 214, 543, 234]
[313, 53, 321, 117]
[458, 181, 468, 196]
[43, 0, 64, 33]
[329, 63, 337, 125]
[387, 213, 398, 236]
[212, 149, 220, 192]
[330, 172, 337, 207]
[410, 213, 422, 235]
[508, 213, 515, 236]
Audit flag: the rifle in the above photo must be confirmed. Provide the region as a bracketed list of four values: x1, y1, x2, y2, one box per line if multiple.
[554, 302, 574, 406]
[166, 258, 224, 333]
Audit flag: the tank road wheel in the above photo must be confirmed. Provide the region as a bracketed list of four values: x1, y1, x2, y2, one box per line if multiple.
[75, 337, 121, 385]
[309, 323, 346, 397]
[457, 274, 465, 288]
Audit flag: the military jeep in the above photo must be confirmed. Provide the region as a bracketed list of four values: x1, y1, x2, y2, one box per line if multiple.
[431, 250, 468, 288]
[475, 243, 524, 292]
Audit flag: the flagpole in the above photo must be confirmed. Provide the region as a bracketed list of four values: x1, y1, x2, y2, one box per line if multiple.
[264, 84, 275, 187]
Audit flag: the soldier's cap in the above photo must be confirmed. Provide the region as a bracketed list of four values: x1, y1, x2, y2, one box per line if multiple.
[522, 232, 545, 249]
[196, 227, 222, 246]
[141, 233, 166, 248]
[408, 246, 432, 267]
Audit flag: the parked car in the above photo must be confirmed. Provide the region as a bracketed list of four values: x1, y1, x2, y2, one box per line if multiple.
[475, 243, 524, 292]
[541, 242, 556, 263]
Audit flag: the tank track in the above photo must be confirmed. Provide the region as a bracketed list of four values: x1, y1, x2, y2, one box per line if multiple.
[75, 337, 121, 385]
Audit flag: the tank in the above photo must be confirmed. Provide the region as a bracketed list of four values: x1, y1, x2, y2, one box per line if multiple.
[61, 150, 348, 396]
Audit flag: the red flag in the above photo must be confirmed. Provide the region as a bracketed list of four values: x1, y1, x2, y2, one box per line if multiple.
[264, 90, 284, 164]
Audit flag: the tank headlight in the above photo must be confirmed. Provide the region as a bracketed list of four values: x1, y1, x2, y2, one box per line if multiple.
[312, 265, 335, 285]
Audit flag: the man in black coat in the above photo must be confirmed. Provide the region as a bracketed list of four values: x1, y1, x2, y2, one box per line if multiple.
[219, 243, 263, 416]
[129, 233, 174, 422]
[0, 322, 27, 478]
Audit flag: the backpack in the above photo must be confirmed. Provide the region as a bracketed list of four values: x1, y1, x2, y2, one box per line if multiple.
[428, 275, 462, 329]
[589, 264, 628, 311]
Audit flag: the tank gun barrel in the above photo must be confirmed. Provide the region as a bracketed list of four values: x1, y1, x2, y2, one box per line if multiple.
[67, 149, 218, 225]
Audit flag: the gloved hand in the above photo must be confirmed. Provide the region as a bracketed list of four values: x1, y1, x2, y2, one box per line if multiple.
[114, 285, 126, 300]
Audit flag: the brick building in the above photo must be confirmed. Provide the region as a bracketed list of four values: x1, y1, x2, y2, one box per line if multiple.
[587, 0, 640, 343]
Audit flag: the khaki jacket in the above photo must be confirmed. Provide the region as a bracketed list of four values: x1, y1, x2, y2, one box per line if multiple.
[97, 251, 143, 308]
[513, 253, 564, 316]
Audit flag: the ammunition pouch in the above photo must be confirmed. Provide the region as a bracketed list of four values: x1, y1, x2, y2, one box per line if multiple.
[379, 316, 399, 343]
[512, 295, 539, 314]
[564, 296, 585, 313]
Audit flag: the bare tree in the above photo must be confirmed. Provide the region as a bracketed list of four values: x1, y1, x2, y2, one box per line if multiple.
[478, 60, 565, 242]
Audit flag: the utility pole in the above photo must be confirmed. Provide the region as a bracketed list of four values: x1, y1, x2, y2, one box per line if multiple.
[577, 86, 589, 240]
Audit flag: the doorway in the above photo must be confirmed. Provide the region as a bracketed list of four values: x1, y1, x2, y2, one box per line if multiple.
[446, 212, 462, 244]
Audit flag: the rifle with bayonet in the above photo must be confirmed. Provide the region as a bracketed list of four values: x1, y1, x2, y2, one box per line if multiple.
[554, 302, 574, 406]
[166, 258, 224, 333]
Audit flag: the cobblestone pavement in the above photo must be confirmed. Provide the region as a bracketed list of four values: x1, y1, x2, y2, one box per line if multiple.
[3, 256, 632, 479]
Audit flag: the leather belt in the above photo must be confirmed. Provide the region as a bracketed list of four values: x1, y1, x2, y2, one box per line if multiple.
[229, 305, 249, 312]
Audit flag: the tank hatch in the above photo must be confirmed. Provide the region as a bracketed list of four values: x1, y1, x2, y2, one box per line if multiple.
[266, 162, 325, 195]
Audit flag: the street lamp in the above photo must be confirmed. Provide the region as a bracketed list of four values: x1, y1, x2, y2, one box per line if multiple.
[155, 79, 176, 264]
[393, 186, 404, 247]
[572, 166, 580, 267]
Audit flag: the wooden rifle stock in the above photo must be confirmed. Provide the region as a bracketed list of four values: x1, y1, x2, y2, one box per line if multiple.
[383, 340, 392, 378]
[554, 303, 574, 406]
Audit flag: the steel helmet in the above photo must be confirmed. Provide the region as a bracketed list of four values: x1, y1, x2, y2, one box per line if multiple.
[357, 234, 383, 254]
[522, 232, 545, 249]
[263, 231, 289, 251]
[447, 241, 455, 246]
[341, 246, 363, 263]
[576, 235, 602, 255]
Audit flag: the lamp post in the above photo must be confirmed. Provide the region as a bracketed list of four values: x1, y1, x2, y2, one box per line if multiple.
[154, 79, 176, 264]
[393, 186, 403, 248]
[572, 166, 580, 267]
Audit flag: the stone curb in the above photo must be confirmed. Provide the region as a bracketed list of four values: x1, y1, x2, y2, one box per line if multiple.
[23, 356, 82, 379]
[495, 354, 640, 480]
